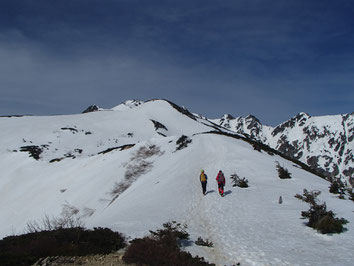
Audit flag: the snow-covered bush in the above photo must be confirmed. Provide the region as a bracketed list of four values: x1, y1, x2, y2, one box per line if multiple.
[110, 182, 131, 198]
[125, 160, 153, 180]
[25, 204, 83, 233]
[109, 144, 163, 204]
[230, 173, 249, 188]
[276, 162, 292, 179]
[295, 189, 348, 234]
[131, 144, 163, 160]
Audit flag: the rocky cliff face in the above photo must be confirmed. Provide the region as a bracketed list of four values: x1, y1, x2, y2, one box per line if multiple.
[212, 113, 354, 186]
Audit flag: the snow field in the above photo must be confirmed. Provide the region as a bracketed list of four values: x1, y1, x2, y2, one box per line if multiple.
[0, 100, 353, 266]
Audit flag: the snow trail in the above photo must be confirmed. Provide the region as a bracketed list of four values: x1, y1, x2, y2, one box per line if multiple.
[183, 135, 354, 266]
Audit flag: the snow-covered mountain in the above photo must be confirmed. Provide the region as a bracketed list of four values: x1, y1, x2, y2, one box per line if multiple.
[1, 99, 353, 265]
[212, 112, 354, 186]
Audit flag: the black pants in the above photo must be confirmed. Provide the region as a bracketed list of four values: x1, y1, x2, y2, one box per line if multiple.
[201, 181, 207, 194]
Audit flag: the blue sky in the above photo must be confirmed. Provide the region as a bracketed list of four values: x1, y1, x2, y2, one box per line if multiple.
[0, 0, 353, 125]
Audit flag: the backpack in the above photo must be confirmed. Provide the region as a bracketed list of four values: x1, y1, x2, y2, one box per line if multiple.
[217, 172, 225, 184]
[200, 173, 207, 182]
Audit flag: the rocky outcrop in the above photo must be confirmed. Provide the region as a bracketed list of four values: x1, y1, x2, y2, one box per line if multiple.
[82, 105, 100, 113]
[213, 112, 354, 186]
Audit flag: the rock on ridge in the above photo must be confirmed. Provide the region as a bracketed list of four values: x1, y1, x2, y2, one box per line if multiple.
[82, 105, 101, 113]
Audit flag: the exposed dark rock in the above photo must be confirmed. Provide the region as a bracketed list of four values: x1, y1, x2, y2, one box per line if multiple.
[176, 135, 192, 151]
[0, 115, 28, 118]
[64, 152, 75, 159]
[331, 164, 340, 177]
[216, 111, 352, 185]
[219, 114, 235, 129]
[276, 135, 302, 159]
[49, 158, 64, 163]
[343, 167, 353, 178]
[82, 105, 100, 113]
[164, 100, 197, 121]
[150, 120, 168, 131]
[157, 132, 167, 137]
[307, 156, 319, 169]
[272, 112, 310, 137]
[98, 144, 135, 155]
[225, 114, 235, 120]
[74, 149, 83, 154]
[61, 127, 78, 133]
[246, 115, 261, 128]
[20, 145, 49, 160]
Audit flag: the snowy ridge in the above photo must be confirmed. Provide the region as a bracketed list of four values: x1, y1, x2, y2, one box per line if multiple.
[111, 99, 145, 111]
[0, 99, 353, 265]
[212, 112, 354, 186]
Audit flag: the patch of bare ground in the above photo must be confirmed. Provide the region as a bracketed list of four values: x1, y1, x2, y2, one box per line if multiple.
[32, 249, 134, 266]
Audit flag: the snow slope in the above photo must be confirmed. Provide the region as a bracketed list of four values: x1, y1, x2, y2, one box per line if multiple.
[0, 99, 353, 265]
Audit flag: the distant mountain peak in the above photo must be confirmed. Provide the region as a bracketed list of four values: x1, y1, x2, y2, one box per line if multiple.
[294, 112, 311, 123]
[82, 105, 101, 113]
[213, 111, 353, 186]
[244, 114, 261, 125]
[223, 114, 236, 120]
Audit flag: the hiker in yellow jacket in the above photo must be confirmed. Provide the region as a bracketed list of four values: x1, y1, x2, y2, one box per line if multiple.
[200, 169, 208, 195]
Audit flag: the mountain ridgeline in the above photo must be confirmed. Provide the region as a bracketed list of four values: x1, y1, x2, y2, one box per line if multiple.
[1, 99, 353, 265]
[212, 112, 353, 186]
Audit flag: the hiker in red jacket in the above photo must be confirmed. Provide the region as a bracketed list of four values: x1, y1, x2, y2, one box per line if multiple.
[216, 170, 226, 196]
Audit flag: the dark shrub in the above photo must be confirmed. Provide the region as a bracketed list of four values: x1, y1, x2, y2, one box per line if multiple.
[148, 221, 190, 243]
[329, 178, 346, 199]
[123, 221, 214, 266]
[348, 189, 354, 202]
[131, 145, 163, 160]
[195, 237, 213, 247]
[0, 227, 126, 266]
[230, 173, 249, 188]
[276, 162, 292, 179]
[295, 189, 348, 234]
[329, 180, 340, 194]
[252, 142, 262, 152]
[316, 214, 349, 234]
